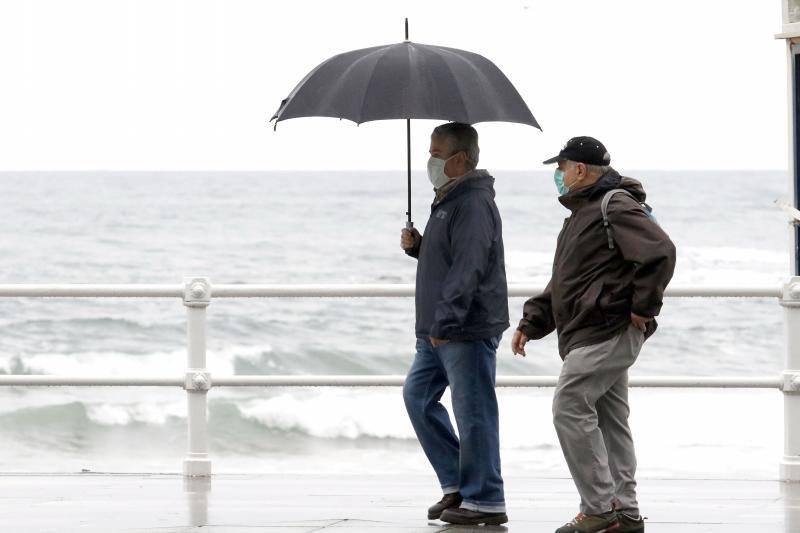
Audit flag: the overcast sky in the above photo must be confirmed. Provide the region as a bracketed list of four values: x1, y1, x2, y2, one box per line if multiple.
[0, 0, 788, 171]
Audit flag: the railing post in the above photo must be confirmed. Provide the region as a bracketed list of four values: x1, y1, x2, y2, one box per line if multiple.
[781, 277, 800, 481]
[183, 277, 212, 477]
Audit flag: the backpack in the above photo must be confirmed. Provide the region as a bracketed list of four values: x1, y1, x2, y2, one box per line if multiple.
[601, 189, 659, 250]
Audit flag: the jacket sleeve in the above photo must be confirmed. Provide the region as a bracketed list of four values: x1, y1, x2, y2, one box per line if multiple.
[607, 195, 677, 317]
[518, 278, 556, 339]
[429, 197, 495, 339]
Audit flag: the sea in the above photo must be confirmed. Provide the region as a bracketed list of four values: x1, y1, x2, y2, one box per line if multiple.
[0, 170, 791, 480]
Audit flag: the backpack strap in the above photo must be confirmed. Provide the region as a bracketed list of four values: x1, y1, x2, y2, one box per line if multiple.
[601, 189, 636, 250]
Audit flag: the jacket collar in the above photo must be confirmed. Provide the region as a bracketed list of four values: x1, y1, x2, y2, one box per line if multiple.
[433, 169, 494, 206]
[558, 168, 622, 212]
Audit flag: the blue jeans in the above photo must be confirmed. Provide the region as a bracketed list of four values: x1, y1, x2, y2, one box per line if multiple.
[402, 335, 505, 513]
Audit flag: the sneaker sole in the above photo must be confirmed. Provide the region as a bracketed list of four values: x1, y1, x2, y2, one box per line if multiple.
[441, 513, 508, 525]
[557, 527, 619, 533]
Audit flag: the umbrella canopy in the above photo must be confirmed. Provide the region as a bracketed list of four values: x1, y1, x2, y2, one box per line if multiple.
[271, 41, 540, 128]
[270, 25, 540, 227]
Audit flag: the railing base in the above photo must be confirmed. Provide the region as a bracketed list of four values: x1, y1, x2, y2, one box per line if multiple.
[183, 457, 212, 477]
[780, 457, 800, 482]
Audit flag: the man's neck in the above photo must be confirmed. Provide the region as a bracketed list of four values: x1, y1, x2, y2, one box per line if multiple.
[434, 169, 476, 202]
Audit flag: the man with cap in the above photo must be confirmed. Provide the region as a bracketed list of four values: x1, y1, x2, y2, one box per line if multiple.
[512, 137, 676, 533]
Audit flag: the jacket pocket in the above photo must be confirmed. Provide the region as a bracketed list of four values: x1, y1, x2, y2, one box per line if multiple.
[599, 285, 633, 323]
[572, 279, 607, 328]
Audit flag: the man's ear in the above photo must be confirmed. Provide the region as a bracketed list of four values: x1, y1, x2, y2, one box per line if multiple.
[575, 163, 587, 181]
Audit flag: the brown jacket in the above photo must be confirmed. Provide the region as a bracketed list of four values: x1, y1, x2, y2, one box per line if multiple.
[518, 169, 676, 358]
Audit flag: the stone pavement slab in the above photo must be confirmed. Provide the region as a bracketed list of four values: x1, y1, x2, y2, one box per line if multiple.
[0, 473, 796, 532]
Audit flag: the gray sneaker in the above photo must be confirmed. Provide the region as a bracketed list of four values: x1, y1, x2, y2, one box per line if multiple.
[554, 510, 619, 533]
[616, 511, 645, 532]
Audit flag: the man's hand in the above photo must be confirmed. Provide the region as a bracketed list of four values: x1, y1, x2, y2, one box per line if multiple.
[511, 329, 530, 357]
[400, 227, 421, 251]
[429, 337, 449, 347]
[631, 313, 653, 333]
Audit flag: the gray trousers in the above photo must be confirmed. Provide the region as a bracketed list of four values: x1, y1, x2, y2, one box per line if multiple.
[553, 325, 644, 516]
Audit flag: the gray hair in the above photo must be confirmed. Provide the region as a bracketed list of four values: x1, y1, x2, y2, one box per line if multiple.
[586, 164, 611, 177]
[432, 122, 479, 169]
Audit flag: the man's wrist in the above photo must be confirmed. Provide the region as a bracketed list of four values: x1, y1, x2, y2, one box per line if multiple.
[517, 322, 535, 338]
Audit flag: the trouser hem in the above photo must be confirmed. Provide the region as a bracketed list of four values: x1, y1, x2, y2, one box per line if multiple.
[460, 499, 506, 513]
[581, 504, 615, 515]
[441, 485, 460, 495]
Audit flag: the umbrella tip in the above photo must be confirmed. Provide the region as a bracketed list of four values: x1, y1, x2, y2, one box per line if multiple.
[404, 18, 409, 41]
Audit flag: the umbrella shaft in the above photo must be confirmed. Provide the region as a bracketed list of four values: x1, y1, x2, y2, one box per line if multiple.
[406, 119, 412, 225]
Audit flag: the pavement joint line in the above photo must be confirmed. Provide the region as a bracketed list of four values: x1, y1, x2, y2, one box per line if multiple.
[307, 518, 349, 531]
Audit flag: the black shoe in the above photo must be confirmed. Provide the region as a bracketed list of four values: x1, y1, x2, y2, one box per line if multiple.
[439, 507, 509, 525]
[427, 492, 463, 520]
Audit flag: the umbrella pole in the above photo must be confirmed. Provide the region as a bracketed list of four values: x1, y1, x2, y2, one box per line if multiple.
[405, 18, 413, 229]
[406, 118, 413, 229]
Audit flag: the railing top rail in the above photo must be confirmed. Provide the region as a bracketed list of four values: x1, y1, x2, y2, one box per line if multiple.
[0, 285, 184, 298]
[0, 374, 783, 389]
[0, 283, 782, 299]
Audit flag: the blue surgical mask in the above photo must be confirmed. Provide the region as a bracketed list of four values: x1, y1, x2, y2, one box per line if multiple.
[554, 169, 570, 196]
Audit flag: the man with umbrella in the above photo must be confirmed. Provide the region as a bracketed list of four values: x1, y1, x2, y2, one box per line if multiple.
[400, 122, 509, 526]
[271, 25, 540, 526]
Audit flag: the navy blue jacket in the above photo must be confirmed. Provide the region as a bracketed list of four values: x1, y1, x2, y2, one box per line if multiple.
[407, 171, 509, 341]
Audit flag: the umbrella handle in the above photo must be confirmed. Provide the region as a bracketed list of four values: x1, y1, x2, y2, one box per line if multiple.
[405, 221, 414, 229]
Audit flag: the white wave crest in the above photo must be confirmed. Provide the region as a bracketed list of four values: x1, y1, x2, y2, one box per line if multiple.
[86, 399, 185, 426]
[0, 342, 275, 377]
[237, 389, 416, 440]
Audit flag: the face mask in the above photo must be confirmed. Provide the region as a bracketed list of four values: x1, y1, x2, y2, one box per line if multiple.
[554, 169, 570, 196]
[427, 153, 457, 189]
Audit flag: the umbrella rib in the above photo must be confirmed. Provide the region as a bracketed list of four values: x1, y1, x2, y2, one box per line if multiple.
[431, 47, 471, 124]
[431, 45, 540, 128]
[354, 45, 395, 124]
[272, 55, 338, 123]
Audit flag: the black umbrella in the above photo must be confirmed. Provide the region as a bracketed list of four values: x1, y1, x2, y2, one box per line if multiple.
[271, 20, 540, 228]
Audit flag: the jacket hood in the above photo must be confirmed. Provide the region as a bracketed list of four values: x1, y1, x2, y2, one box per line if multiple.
[618, 176, 646, 202]
[558, 168, 646, 211]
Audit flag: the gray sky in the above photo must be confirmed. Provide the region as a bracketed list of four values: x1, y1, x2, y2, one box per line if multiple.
[0, 0, 788, 171]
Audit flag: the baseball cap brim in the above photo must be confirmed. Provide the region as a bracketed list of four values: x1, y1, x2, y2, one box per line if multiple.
[542, 155, 561, 165]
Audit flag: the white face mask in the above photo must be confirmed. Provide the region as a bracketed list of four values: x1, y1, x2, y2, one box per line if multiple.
[427, 153, 457, 189]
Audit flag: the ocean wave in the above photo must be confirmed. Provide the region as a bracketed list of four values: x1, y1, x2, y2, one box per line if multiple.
[0, 400, 184, 428]
[506, 246, 787, 286]
[236, 390, 416, 440]
[0, 391, 417, 442]
[0, 342, 276, 377]
[0, 389, 783, 480]
[0, 316, 182, 331]
[670, 246, 788, 285]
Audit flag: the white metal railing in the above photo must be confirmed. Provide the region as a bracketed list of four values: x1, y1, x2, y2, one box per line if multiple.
[0, 283, 782, 298]
[0, 374, 784, 388]
[0, 278, 798, 479]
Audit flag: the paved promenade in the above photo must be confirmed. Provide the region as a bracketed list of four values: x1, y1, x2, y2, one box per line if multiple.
[0, 472, 796, 532]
